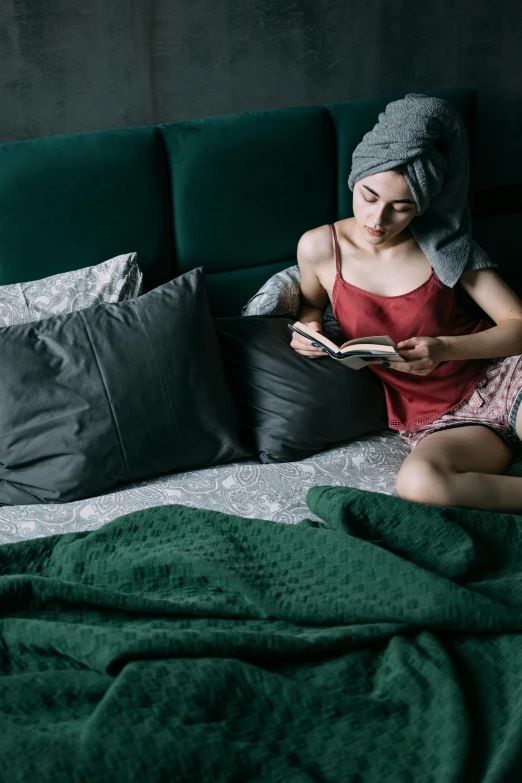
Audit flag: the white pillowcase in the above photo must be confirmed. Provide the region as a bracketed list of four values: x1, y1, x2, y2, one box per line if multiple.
[0, 253, 143, 326]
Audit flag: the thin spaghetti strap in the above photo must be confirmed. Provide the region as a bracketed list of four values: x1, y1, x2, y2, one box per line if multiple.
[330, 223, 341, 277]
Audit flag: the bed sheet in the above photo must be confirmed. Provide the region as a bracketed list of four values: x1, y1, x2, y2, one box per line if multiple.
[0, 431, 412, 544]
[2, 430, 521, 544]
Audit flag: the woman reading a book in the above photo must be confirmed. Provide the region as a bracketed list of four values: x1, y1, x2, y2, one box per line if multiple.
[290, 93, 522, 514]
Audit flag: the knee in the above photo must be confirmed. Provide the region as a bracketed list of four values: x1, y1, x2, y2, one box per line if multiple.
[396, 461, 455, 506]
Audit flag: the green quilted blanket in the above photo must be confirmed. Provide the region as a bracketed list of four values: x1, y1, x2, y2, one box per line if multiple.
[1, 486, 522, 782]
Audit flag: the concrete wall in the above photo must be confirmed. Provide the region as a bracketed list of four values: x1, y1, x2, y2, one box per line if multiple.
[1, 0, 520, 192]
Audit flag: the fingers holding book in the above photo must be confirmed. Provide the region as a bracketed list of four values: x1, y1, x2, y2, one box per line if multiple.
[289, 320, 328, 358]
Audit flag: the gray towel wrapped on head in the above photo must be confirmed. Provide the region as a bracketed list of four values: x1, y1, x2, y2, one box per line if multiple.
[347, 92, 497, 288]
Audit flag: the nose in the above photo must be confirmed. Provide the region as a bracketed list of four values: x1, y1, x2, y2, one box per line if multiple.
[369, 205, 391, 228]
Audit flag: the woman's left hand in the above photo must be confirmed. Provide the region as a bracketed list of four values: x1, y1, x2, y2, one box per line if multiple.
[386, 336, 447, 376]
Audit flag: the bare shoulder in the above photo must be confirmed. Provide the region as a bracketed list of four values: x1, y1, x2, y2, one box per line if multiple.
[297, 224, 334, 267]
[297, 219, 358, 264]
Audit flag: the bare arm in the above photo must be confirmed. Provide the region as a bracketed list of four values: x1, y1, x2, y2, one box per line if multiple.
[439, 269, 522, 360]
[290, 230, 330, 359]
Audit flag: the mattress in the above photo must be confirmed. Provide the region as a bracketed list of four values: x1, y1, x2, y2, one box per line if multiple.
[0, 430, 412, 544]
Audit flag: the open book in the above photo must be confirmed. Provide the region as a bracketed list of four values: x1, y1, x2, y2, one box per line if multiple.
[288, 321, 407, 370]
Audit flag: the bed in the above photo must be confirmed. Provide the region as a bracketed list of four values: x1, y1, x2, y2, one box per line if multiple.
[2, 88, 522, 782]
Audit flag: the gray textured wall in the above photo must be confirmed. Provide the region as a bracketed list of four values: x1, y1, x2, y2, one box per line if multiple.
[0, 0, 520, 190]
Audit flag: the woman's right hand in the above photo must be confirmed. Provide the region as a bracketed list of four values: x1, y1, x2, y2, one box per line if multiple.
[289, 320, 327, 359]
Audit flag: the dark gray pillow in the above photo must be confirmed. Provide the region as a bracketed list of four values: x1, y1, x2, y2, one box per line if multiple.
[0, 268, 252, 505]
[214, 315, 388, 463]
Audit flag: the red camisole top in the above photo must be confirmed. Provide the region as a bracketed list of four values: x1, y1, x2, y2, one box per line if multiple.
[329, 223, 495, 430]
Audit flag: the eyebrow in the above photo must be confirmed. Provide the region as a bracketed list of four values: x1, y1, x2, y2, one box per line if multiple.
[362, 184, 415, 204]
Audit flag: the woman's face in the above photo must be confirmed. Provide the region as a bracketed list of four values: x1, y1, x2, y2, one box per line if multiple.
[352, 171, 417, 247]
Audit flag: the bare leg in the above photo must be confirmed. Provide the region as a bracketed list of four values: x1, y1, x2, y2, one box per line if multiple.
[396, 425, 522, 513]
[424, 470, 522, 512]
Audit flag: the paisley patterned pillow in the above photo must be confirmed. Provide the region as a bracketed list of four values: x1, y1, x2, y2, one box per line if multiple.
[0, 252, 143, 326]
[241, 265, 301, 317]
[241, 263, 341, 332]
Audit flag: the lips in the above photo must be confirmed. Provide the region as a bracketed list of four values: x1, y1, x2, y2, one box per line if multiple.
[366, 226, 385, 236]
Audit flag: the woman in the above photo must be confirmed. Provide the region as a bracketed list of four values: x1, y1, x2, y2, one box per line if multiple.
[290, 150, 522, 514]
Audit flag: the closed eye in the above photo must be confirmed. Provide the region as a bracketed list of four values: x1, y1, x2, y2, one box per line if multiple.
[363, 196, 411, 213]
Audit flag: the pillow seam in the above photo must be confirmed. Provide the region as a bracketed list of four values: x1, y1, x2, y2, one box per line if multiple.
[78, 309, 131, 473]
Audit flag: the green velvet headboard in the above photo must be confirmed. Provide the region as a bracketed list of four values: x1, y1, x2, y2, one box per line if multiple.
[0, 127, 173, 294]
[0, 88, 476, 316]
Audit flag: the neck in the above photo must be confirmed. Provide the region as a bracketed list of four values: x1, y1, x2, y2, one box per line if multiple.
[355, 224, 411, 257]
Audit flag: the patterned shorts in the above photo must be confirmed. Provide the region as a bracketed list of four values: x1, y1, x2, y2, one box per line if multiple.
[397, 354, 522, 456]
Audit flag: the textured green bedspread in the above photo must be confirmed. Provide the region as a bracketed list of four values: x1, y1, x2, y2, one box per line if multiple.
[1, 486, 522, 783]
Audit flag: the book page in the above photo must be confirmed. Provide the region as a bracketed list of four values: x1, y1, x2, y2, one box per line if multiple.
[340, 335, 396, 351]
[340, 334, 406, 359]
